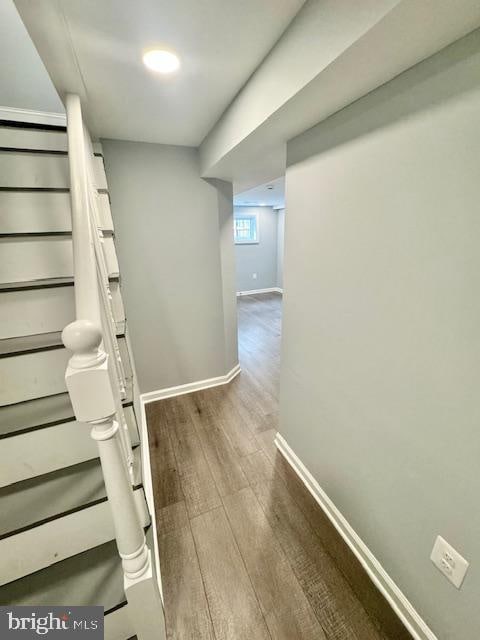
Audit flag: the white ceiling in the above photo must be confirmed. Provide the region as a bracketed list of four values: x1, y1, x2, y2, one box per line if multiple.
[234, 176, 285, 209]
[28, 0, 305, 146]
[0, 0, 63, 113]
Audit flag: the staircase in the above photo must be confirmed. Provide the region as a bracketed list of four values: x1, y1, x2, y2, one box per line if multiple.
[0, 97, 164, 639]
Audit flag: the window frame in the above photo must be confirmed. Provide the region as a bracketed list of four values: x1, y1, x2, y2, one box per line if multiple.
[233, 211, 259, 245]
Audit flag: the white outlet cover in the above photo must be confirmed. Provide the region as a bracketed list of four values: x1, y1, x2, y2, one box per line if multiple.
[430, 535, 469, 589]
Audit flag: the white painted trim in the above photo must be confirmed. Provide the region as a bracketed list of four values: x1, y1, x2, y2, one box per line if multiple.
[237, 287, 283, 296]
[0, 106, 66, 127]
[141, 363, 241, 404]
[275, 434, 438, 640]
[139, 395, 164, 603]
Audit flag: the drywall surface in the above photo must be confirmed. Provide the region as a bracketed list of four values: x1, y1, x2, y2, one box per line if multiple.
[276, 208, 285, 289]
[212, 179, 239, 372]
[281, 30, 480, 639]
[200, 0, 400, 174]
[234, 206, 278, 292]
[0, 0, 63, 113]
[102, 139, 237, 393]
[199, 0, 480, 194]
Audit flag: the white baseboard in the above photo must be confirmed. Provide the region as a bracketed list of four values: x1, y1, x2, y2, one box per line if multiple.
[140, 363, 241, 405]
[275, 434, 437, 640]
[237, 287, 283, 296]
[0, 106, 66, 127]
[139, 398, 164, 603]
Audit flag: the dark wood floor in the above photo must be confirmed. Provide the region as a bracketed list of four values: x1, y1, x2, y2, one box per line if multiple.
[147, 293, 410, 640]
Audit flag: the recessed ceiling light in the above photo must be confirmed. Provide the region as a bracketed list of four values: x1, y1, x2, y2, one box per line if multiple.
[143, 49, 180, 74]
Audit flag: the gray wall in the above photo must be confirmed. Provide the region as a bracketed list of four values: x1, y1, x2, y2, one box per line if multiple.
[102, 140, 237, 393]
[276, 208, 285, 289]
[281, 30, 480, 639]
[234, 206, 278, 292]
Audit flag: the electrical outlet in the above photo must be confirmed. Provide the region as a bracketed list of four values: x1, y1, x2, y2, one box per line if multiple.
[430, 535, 469, 588]
[252, 273, 257, 279]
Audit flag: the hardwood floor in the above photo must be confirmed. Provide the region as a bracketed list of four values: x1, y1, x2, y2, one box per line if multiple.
[147, 292, 411, 640]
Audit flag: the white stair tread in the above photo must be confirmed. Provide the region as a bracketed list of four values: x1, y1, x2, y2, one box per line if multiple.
[0, 274, 119, 292]
[0, 405, 139, 488]
[0, 539, 125, 609]
[0, 486, 147, 585]
[0, 392, 77, 436]
[0, 380, 133, 437]
[0, 335, 132, 406]
[1, 458, 105, 538]
[0, 328, 124, 357]
[0, 331, 66, 357]
[0, 276, 75, 291]
[0, 446, 141, 538]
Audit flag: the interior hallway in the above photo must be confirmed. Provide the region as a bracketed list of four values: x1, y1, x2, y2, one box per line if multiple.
[146, 293, 410, 640]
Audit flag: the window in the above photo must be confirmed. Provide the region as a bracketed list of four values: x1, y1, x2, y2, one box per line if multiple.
[234, 213, 258, 244]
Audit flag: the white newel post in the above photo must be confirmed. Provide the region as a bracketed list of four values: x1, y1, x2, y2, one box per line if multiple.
[62, 321, 165, 640]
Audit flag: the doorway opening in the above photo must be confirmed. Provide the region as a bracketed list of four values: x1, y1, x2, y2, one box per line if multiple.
[233, 176, 285, 404]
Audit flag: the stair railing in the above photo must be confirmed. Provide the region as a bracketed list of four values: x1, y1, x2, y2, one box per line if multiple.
[83, 125, 134, 482]
[62, 93, 165, 640]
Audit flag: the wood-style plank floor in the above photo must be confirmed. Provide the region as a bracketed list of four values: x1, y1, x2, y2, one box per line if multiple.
[147, 293, 405, 640]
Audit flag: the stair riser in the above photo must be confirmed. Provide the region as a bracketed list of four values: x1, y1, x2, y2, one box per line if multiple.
[0, 540, 125, 609]
[0, 126, 103, 155]
[0, 488, 148, 585]
[0, 337, 132, 406]
[0, 235, 119, 284]
[0, 281, 125, 340]
[0, 191, 113, 233]
[0, 406, 139, 487]
[0, 152, 107, 189]
[1, 348, 68, 405]
[1, 458, 105, 539]
[0, 127, 68, 152]
[1, 447, 141, 540]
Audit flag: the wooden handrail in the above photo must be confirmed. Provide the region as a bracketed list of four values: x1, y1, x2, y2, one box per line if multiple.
[65, 94, 100, 325]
